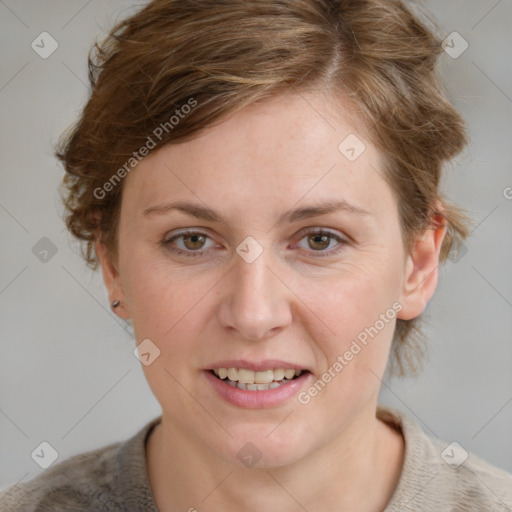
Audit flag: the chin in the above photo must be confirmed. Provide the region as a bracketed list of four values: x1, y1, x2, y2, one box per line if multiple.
[209, 429, 310, 469]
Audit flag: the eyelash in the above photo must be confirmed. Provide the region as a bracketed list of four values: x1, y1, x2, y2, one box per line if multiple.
[161, 228, 348, 258]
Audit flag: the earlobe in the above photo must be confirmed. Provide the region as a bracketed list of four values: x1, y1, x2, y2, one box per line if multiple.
[95, 240, 129, 319]
[397, 212, 447, 321]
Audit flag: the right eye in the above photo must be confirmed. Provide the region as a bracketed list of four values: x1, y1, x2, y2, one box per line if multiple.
[162, 230, 217, 257]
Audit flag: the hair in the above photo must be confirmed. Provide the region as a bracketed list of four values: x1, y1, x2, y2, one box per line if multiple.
[55, 0, 472, 377]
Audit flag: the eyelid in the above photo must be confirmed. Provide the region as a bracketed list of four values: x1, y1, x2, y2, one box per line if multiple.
[163, 228, 218, 252]
[291, 226, 346, 243]
[290, 227, 348, 255]
[162, 226, 349, 258]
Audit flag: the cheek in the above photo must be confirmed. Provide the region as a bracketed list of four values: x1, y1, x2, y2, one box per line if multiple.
[122, 258, 212, 408]
[121, 249, 207, 344]
[300, 260, 400, 340]
[295, 254, 402, 399]
[122, 230, 404, 352]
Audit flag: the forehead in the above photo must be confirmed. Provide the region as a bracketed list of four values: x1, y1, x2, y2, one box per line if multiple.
[121, 91, 392, 221]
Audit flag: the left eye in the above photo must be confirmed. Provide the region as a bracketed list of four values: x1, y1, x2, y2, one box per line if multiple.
[294, 229, 345, 255]
[162, 229, 346, 257]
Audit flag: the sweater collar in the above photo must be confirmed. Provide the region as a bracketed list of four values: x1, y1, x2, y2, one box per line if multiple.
[115, 407, 429, 511]
[115, 415, 162, 512]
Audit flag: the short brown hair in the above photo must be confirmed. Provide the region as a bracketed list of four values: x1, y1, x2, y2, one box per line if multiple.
[55, 0, 472, 377]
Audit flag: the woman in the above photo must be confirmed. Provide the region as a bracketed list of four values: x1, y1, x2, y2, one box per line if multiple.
[1, 0, 511, 510]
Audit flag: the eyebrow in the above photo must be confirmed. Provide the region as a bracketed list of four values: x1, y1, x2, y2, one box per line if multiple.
[142, 199, 371, 225]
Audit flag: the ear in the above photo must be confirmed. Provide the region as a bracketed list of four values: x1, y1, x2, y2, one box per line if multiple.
[397, 209, 447, 321]
[95, 240, 130, 320]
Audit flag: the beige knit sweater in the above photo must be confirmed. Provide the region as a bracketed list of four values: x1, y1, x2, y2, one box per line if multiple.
[1, 406, 511, 511]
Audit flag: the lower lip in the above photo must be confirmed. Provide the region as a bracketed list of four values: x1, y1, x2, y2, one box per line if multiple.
[203, 370, 312, 409]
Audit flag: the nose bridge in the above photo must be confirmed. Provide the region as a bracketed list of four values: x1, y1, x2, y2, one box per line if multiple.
[236, 248, 274, 301]
[218, 243, 291, 340]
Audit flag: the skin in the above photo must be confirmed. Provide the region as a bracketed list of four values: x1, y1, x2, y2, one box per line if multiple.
[96, 90, 447, 511]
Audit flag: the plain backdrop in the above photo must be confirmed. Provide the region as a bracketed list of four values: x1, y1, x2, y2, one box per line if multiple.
[1, 0, 511, 492]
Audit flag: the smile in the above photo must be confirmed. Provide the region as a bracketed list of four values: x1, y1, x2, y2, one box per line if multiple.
[210, 368, 303, 390]
[204, 366, 312, 408]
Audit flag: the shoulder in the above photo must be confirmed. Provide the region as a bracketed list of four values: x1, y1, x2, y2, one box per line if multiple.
[378, 406, 512, 511]
[0, 416, 161, 512]
[427, 434, 512, 509]
[0, 441, 122, 512]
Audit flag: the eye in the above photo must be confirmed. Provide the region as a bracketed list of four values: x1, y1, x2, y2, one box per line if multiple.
[161, 228, 348, 258]
[293, 228, 347, 257]
[161, 230, 216, 257]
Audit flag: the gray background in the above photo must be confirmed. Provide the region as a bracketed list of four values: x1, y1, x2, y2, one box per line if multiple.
[1, 0, 511, 492]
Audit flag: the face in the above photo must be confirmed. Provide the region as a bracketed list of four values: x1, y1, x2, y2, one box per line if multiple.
[97, 90, 443, 467]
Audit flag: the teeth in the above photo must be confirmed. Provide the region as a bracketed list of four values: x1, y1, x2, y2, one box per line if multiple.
[273, 368, 285, 381]
[235, 381, 290, 391]
[254, 370, 274, 384]
[212, 367, 303, 384]
[237, 368, 254, 384]
[284, 369, 295, 379]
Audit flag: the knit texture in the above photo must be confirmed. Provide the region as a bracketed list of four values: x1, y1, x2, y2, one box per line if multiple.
[1, 406, 511, 511]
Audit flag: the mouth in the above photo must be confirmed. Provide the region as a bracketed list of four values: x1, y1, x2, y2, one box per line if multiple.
[208, 367, 309, 391]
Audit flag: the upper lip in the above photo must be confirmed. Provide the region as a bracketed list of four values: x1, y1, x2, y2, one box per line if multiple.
[206, 360, 310, 372]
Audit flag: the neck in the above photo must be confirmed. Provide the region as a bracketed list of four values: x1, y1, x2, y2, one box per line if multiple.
[146, 403, 404, 512]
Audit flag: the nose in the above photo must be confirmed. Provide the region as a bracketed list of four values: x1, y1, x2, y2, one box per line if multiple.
[217, 245, 293, 341]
